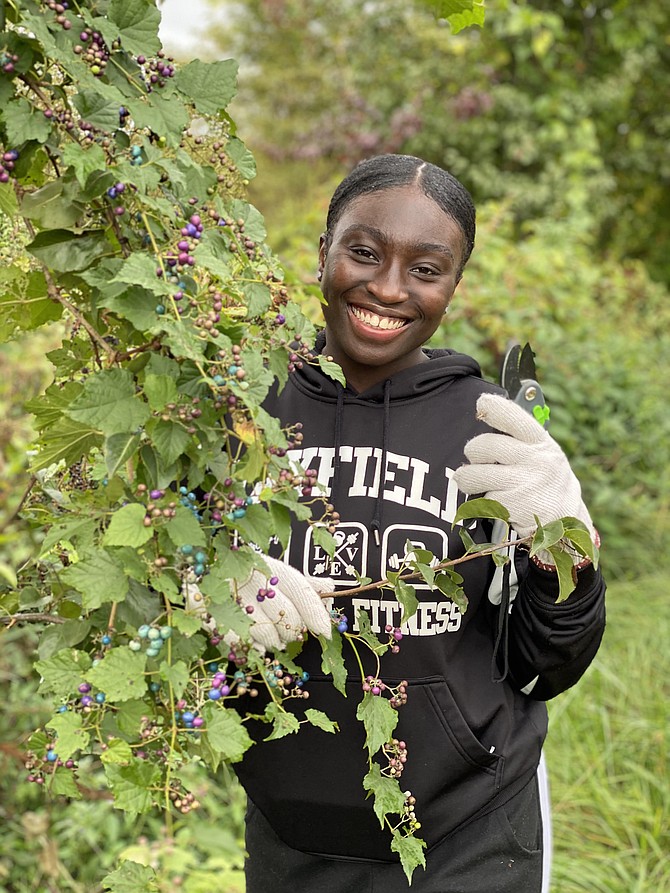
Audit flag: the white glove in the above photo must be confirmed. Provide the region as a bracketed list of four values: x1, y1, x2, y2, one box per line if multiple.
[185, 555, 334, 652]
[453, 393, 595, 559]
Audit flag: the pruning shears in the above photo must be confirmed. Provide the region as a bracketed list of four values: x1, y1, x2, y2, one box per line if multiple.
[501, 342, 550, 428]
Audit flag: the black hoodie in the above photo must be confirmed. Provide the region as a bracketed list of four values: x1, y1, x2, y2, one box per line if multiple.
[234, 341, 606, 862]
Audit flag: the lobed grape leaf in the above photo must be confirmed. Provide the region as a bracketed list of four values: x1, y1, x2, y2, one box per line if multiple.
[356, 692, 398, 756]
[391, 830, 427, 883]
[35, 649, 92, 699]
[363, 762, 405, 827]
[85, 649, 148, 702]
[175, 59, 239, 116]
[201, 702, 253, 765]
[319, 629, 347, 695]
[104, 761, 161, 816]
[103, 503, 154, 548]
[46, 711, 90, 760]
[159, 659, 190, 699]
[264, 701, 301, 740]
[102, 860, 159, 893]
[61, 549, 131, 610]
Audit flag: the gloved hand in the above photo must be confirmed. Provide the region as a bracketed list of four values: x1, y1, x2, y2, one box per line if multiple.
[453, 393, 595, 561]
[184, 554, 334, 652]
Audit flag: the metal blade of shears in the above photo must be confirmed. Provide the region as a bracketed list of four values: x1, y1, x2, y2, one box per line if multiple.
[501, 342, 550, 428]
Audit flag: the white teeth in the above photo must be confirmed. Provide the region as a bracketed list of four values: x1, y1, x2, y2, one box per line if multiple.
[351, 306, 405, 330]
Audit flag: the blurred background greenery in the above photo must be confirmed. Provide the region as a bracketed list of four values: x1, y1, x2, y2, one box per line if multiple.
[1, 0, 668, 889]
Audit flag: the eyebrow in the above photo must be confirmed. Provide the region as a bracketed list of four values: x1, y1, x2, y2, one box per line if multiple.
[339, 224, 456, 262]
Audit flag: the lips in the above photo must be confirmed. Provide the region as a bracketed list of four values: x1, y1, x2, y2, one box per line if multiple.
[349, 304, 409, 331]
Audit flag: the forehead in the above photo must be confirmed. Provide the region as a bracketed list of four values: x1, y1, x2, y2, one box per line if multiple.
[331, 185, 465, 254]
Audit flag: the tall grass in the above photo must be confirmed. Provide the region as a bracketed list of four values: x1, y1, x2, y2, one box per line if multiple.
[547, 574, 669, 892]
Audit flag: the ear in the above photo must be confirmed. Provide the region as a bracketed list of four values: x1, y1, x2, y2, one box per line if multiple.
[318, 233, 328, 275]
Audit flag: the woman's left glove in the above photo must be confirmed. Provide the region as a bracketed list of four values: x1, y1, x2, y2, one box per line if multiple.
[184, 555, 334, 652]
[453, 393, 596, 559]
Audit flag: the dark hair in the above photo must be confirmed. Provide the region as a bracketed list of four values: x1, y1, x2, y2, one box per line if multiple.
[324, 154, 476, 277]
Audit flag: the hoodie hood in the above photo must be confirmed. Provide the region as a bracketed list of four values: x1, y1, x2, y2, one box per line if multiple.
[295, 329, 483, 402]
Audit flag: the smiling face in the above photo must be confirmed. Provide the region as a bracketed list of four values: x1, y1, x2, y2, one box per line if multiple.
[318, 185, 466, 393]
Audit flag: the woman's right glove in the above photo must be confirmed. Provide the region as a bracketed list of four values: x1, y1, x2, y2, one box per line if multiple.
[185, 554, 334, 652]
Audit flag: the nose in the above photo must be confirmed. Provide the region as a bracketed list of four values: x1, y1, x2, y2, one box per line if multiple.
[366, 260, 409, 305]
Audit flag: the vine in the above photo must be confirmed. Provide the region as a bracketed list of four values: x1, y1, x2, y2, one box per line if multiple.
[0, 1, 595, 887]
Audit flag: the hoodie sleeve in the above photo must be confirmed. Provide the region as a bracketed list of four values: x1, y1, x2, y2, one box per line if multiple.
[504, 550, 606, 701]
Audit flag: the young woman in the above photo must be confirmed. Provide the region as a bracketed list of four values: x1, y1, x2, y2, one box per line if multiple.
[225, 155, 606, 891]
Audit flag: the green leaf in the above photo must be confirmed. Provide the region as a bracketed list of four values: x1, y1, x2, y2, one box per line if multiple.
[100, 738, 134, 766]
[174, 59, 238, 116]
[46, 711, 90, 760]
[148, 419, 191, 466]
[31, 417, 102, 472]
[71, 90, 123, 132]
[356, 692, 398, 756]
[264, 701, 301, 740]
[112, 253, 173, 296]
[435, 570, 468, 613]
[530, 519, 566, 554]
[61, 549, 131, 610]
[65, 369, 151, 436]
[304, 708, 338, 734]
[201, 702, 253, 765]
[3, 98, 52, 144]
[103, 504, 154, 548]
[363, 762, 405, 827]
[104, 761, 160, 816]
[0, 181, 18, 217]
[233, 504, 274, 550]
[391, 831, 427, 883]
[170, 610, 203, 637]
[165, 505, 207, 549]
[311, 525, 336, 559]
[317, 355, 347, 387]
[0, 270, 63, 340]
[35, 649, 93, 698]
[545, 546, 579, 604]
[394, 578, 419, 625]
[356, 608, 387, 654]
[244, 282, 272, 319]
[26, 228, 110, 273]
[423, 0, 485, 33]
[85, 648, 148, 702]
[21, 180, 84, 229]
[453, 497, 510, 525]
[105, 432, 141, 479]
[225, 136, 256, 180]
[143, 373, 179, 412]
[107, 0, 162, 55]
[61, 142, 107, 187]
[49, 768, 82, 799]
[319, 629, 347, 696]
[127, 93, 189, 147]
[159, 659, 189, 699]
[102, 860, 159, 893]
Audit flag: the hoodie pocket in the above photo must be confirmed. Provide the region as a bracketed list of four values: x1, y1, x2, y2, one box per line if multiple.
[395, 675, 505, 848]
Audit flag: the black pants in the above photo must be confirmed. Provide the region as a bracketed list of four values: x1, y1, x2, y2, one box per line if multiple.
[245, 775, 544, 893]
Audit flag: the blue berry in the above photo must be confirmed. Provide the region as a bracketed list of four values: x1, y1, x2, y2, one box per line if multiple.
[95, 692, 106, 703]
[159, 626, 172, 639]
[101, 634, 112, 645]
[147, 627, 161, 641]
[181, 711, 195, 723]
[208, 689, 222, 701]
[46, 751, 58, 762]
[138, 625, 150, 638]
